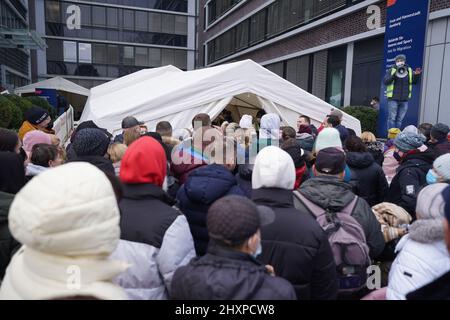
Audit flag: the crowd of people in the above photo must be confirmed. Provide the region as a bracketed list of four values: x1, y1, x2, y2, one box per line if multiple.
[1, 104, 450, 300]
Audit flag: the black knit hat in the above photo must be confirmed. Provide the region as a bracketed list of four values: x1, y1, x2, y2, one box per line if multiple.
[207, 196, 275, 246]
[315, 147, 346, 175]
[72, 128, 111, 157]
[431, 123, 450, 142]
[25, 106, 49, 125]
[281, 139, 305, 169]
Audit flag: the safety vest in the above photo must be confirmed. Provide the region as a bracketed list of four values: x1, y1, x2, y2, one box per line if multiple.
[386, 67, 413, 99]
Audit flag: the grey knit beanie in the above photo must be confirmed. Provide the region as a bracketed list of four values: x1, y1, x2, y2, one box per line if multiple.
[394, 132, 425, 152]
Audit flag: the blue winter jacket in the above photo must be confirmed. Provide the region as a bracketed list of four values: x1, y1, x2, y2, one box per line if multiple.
[176, 164, 246, 256]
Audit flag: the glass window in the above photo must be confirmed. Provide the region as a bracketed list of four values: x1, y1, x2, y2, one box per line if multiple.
[63, 41, 77, 63]
[78, 43, 92, 63]
[92, 6, 106, 27]
[149, 48, 161, 67]
[148, 12, 162, 33]
[326, 46, 347, 107]
[135, 47, 149, 66]
[107, 45, 119, 64]
[45, 0, 61, 23]
[135, 11, 148, 31]
[266, 62, 284, 78]
[174, 50, 187, 69]
[46, 39, 63, 61]
[174, 16, 187, 35]
[161, 49, 175, 66]
[235, 19, 249, 51]
[249, 10, 266, 45]
[286, 55, 310, 90]
[107, 7, 118, 28]
[93, 43, 107, 64]
[161, 14, 175, 34]
[123, 46, 134, 65]
[79, 4, 91, 26]
[123, 10, 134, 30]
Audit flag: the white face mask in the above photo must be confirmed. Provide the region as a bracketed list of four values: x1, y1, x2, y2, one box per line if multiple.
[252, 241, 262, 258]
[396, 61, 405, 68]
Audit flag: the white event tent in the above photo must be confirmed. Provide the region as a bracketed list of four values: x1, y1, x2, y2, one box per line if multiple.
[80, 60, 361, 136]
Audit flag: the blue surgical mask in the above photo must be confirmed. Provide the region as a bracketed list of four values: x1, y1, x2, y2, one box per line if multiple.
[252, 241, 262, 258]
[426, 169, 438, 185]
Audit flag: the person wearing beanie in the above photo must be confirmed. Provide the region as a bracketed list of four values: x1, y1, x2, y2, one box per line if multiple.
[387, 183, 450, 300]
[345, 136, 389, 207]
[251, 146, 338, 300]
[313, 128, 343, 154]
[177, 138, 246, 256]
[239, 114, 253, 129]
[171, 195, 297, 300]
[68, 128, 114, 175]
[281, 138, 309, 189]
[427, 153, 450, 184]
[257, 113, 281, 152]
[294, 147, 384, 296]
[387, 132, 435, 217]
[388, 128, 401, 140]
[383, 54, 422, 130]
[406, 185, 450, 300]
[0, 162, 129, 300]
[18, 106, 53, 140]
[429, 123, 450, 157]
[109, 136, 195, 300]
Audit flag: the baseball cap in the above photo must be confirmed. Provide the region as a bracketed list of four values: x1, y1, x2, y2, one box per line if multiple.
[315, 147, 346, 175]
[121, 116, 144, 129]
[207, 195, 275, 246]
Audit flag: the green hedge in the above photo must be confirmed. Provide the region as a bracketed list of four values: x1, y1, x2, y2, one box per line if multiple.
[343, 106, 379, 136]
[0, 96, 14, 128]
[6, 94, 32, 116]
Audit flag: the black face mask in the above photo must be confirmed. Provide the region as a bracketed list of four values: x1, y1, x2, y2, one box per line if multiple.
[393, 151, 402, 162]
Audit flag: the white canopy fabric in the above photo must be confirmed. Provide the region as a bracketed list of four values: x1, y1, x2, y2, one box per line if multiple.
[80, 60, 361, 136]
[15, 76, 90, 97]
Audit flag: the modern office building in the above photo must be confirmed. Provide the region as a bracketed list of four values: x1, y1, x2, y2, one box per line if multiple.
[29, 0, 197, 88]
[0, 0, 45, 91]
[199, 0, 450, 124]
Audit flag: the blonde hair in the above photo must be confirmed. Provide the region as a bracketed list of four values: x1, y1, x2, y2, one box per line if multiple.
[361, 131, 377, 143]
[108, 143, 127, 163]
[123, 128, 141, 146]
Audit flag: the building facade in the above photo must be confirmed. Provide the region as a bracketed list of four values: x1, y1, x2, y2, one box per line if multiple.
[198, 0, 450, 125]
[29, 0, 197, 88]
[0, 0, 38, 90]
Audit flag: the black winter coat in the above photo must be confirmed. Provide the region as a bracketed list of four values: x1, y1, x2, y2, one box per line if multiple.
[346, 152, 389, 207]
[252, 188, 338, 300]
[171, 244, 296, 300]
[176, 164, 246, 256]
[407, 270, 450, 300]
[294, 177, 385, 260]
[0, 192, 21, 280]
[387, 150, 434, 218]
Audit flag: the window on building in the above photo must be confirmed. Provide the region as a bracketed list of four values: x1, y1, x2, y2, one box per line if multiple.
[108, 45, 119, 65]
[107, 7, 118, 28]
[45, 0, 61, 23]
[148, 12, 162, 33]
[93, 43, 107, 64]
[174, 15, 187, 35]
[63, 41, 77, 63]
[161, 14, 175, 34]
[162, 49, 175, 66]
[174, 50, 187, 69]
[135, 11, 148, 31]
[207, 0, 243, 26]
[149, 48, 161, 67]
[123, 46, 134, 65]
[286, 55, 311, 91]
[92, 6, 106, 27]
[249, 10, 266, 45]
[46, 39, 63, 61]
[135, 47, 149, 66]
[80, 4, 92, 26]
[235, 19, 249, 51]
[123, 10, 134, 30]
[78, 43, 92, 63]
[326, 46, 347, 107]
[266, 62, 284, 78]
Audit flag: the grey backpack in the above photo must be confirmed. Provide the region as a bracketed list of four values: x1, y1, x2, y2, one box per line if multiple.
[293, 191, 371, 293]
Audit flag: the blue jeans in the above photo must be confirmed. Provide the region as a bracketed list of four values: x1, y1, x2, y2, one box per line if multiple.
[387, 100, 408, 129]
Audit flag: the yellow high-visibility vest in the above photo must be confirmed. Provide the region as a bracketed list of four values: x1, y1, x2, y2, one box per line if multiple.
[386, 67, 413, 99]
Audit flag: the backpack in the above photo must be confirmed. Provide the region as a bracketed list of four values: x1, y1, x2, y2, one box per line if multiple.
[293, 191, 371, 293]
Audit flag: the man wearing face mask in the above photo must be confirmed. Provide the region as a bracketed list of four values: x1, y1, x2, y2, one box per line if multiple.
[387, 132, 435, 218]
[426, 154, 450, 185]
[170, 195, 296, 300]
[383, 54, 422, 130]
